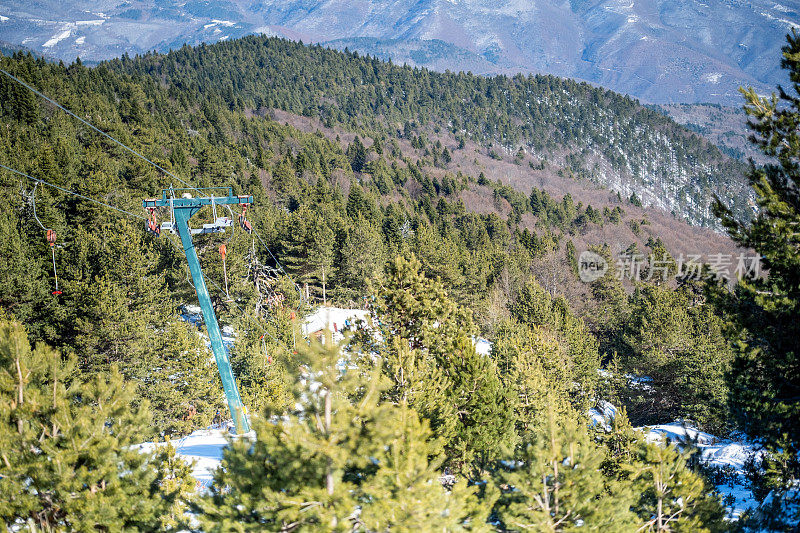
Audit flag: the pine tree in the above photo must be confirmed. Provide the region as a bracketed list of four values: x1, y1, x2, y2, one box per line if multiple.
[228, 325, 293, 415]
[346, 136, 368, 173]
[365, 255, 516, 473]
[627, 439, 726, 532]
[615, 283, 733, 431]
[495, 403, 640, 531]
[0, 198, 57, 342]
[0, 319, 195, 531]
[594, 407, 639, 481]
[712, 30, 800, 524]
[194, 335, 493, 532]
[136, 320, 226, 435]
[492, 320, 574, 438]
[508, 278, 600, 413]
[334, 215, 386, 298]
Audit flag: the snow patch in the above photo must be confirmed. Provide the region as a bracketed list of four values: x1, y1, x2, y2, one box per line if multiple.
[474, 337, 492, 356]
[138, 426, 234, 488]
[75, 36, 85, 44]
[253, 25, 279, 36]
[761, 10, 800, 28]
[588, 400, 618, 430]
[302, 306, 370, 342]
[205, 19, 236, 29]
[43, 29, 72, 48]
[0, 15, 9, 22]
[643, 422, 762, 519]
[179, 304, 235, 350]
[180, 304, 203, 328]
[703, 72, 722, 83]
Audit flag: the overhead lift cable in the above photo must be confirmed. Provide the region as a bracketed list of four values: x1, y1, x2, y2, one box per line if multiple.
[1, 68, 301, 434]
[0, 68, 201, 194]
[0, 68, 307, 303]
[2, 162, 293, 353]
[0, 163, 148, 295]
[0, 163, 147, 221]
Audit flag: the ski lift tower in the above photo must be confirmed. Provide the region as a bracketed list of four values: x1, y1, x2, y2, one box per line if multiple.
[144, 188, 252, 434]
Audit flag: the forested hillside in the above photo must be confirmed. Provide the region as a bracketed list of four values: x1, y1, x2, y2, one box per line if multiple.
[109, 36, 748, 227]
[0, 33, 797, 531]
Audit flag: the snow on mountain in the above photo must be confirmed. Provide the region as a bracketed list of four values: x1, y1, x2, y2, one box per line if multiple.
[0, 0, 794, 104]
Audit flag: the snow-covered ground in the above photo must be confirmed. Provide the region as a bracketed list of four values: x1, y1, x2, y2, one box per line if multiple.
[589, 403, 762, 520]
[139, 426, 234, 490]
[588, 399, 618, 430]
[473, 336, 492, 356]
[302, 306, 370, 342]
[643, 422, 761, 519]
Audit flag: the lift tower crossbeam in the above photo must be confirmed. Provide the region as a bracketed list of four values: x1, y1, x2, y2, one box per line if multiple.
[144, 188, 252, 434]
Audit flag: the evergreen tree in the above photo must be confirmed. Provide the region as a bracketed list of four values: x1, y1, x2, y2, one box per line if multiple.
[0, 319, 194, 531]
[627, 439, 726, 532]
[713, 30, 800, 523]
[508, 278, 600, 413]
[492, 320, 575, 437]
[194, 335, 493, 531]
[495, 404, 640, 531]
[364, 255, 516, 474]
[346, 136, 368, 173]
[615, 283, 733, 432]
[334, 214, 386, 298]
[137, 320, 226, 435]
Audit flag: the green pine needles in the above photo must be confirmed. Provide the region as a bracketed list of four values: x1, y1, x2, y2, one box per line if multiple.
[0, 319, 195, 531]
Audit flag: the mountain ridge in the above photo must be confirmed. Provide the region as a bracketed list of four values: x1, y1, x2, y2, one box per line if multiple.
[104, 34, 748, 227]
[0, 0, 795, 105]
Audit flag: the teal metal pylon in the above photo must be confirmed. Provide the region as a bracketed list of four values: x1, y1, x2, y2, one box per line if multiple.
[144, 188, 252, 434]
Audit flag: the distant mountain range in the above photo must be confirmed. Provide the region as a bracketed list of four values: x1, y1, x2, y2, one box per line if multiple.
[0, 0, 795, 105]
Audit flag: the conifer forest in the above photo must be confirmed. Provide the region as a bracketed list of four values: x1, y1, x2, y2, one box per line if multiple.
[0, 25, 799, 533]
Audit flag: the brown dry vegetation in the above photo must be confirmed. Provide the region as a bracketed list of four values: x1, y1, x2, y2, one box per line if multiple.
[260, 109, 745, 302]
